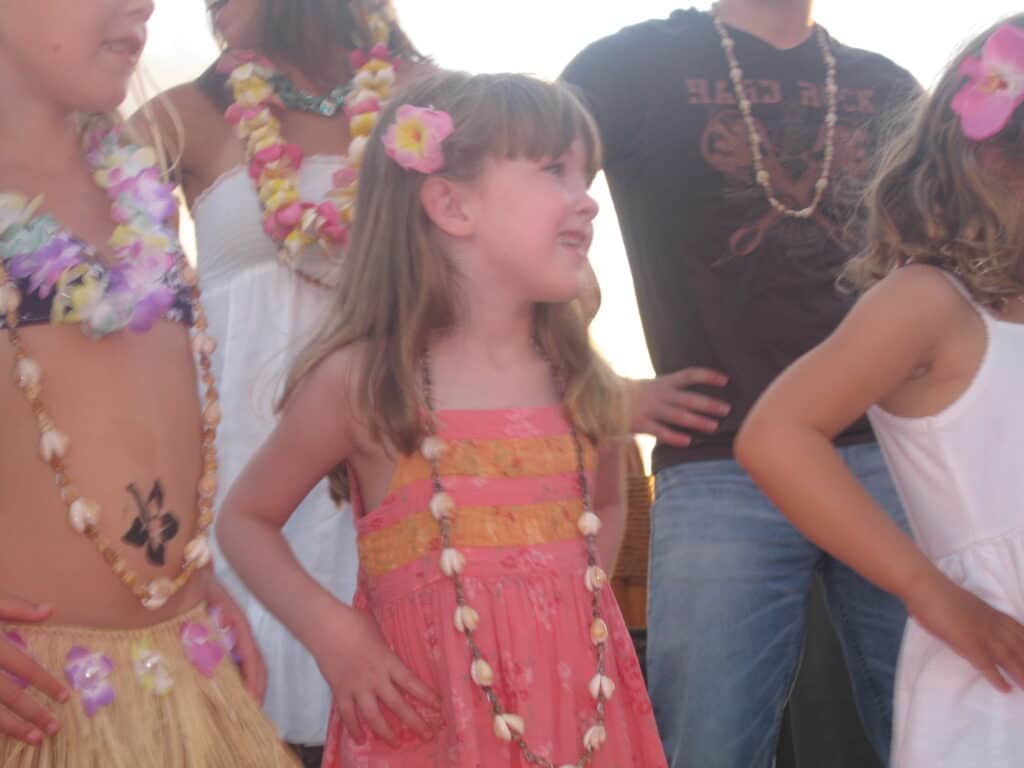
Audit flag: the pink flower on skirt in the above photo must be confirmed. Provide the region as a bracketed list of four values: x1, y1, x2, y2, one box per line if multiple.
[208, 605, 242, 665]
[181, 622, 225, 678]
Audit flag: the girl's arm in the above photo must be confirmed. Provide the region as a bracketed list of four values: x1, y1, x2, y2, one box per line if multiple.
[217, 351, 354, 651]
[592, 439, 626, 572]
[735, 266, 1024, 691]
[216, 349, 438, 745]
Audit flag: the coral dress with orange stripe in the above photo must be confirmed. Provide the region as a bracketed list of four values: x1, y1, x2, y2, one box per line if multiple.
[322, 406, 667, 768]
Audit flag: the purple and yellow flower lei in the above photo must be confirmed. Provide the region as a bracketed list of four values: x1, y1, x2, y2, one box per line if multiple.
[0, 121, 187, 338]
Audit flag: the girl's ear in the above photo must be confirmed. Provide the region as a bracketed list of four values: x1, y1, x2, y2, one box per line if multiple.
[419, 176, 476, 238]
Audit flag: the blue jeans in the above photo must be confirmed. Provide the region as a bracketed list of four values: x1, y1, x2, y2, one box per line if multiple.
[647, 443, 909, 768]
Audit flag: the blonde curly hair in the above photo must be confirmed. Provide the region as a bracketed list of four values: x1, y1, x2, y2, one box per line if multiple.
[843, 14, 1024, 308]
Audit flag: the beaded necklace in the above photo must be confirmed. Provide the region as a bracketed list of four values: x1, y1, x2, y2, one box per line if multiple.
[269, 73, 352, 118]
[710, 4, 838, 219]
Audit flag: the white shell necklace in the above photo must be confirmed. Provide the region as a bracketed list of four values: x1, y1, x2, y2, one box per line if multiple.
[711, 4, 838, 219]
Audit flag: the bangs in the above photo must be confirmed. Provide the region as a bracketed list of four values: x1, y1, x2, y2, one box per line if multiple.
[445, 75, 602, 181]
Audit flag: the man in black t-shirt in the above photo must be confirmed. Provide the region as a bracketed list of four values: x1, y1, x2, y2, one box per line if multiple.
[563, 2, 918, 766]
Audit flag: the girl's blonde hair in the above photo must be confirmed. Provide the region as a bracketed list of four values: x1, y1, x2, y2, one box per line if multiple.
[843, 14, 1024, 307]
[284, 71, 625, 495]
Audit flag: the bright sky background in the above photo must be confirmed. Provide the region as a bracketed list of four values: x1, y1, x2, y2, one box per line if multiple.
[141, 1, 1018, 460]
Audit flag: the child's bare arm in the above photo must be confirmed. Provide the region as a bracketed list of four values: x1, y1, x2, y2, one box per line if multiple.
[217, 350, 358, 651]
[735, 266, 1024, 691]
[592, 439, 626, 573]
[735, 268, 952, 601]
[217, 348, 439, 744]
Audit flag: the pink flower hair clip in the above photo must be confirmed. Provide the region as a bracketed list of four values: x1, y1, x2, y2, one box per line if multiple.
[952, 23, 1024, 140]
[382, 104, 454, 174]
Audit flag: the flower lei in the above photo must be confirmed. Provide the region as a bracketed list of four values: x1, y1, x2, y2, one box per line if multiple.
[0, 128, 190, 338]
[220, 15, 397, 289]
[0, 122, 221, 611]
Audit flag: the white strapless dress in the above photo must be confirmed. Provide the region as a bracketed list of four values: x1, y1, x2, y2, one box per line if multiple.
[193, 157, 357, 745]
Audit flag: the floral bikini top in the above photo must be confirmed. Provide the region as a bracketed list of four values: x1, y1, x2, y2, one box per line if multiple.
[0, 124, 192, 338]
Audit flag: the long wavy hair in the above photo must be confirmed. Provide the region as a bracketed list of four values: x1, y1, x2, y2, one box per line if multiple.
[198, 0, 420, 110]
[282, 71, 627, 498]
[843, 14, 1024, 307]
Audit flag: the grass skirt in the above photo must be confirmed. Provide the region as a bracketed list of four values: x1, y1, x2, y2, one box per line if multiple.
[1, 603, 299, 767]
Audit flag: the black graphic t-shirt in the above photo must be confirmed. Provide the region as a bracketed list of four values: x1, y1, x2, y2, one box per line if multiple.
[563, 9, 919, 473]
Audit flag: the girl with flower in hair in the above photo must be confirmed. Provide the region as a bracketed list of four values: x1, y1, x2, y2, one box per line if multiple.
[0, 1, 297, 765]
[736, 15, 1024, 767]
[136, 2, 422, 761]
[217, 70, 668, 768]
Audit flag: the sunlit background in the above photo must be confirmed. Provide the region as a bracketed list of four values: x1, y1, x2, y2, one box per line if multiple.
[141, 1, 1019, 463]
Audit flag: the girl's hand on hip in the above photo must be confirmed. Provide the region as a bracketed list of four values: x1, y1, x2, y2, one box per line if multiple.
[317, 607, 440, 748]
[0, 597, 69, 745]
[907, 573, 1024, 692]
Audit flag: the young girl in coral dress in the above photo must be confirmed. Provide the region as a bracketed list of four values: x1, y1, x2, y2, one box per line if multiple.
[218, 70, 668, 767]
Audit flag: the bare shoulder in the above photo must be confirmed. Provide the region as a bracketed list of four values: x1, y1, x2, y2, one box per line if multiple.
[846, 263, 982, 390]
[860, 264, 972, 318]
[280, 341, 377, 448]
[158, 81, 219, 121]
[843, 263, 978, 349]
[284, 342, 364, 413]
[129, 80, 230, 177]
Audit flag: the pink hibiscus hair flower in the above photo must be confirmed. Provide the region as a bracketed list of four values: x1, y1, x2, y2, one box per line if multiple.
[382, 105, 455, 174]
[952, 22, 1024, 140]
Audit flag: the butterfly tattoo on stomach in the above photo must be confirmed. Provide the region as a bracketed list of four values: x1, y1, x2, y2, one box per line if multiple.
[122, 481, 180, 567]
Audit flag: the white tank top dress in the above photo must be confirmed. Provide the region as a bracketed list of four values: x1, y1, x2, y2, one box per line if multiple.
[868, 270, 1024, 767]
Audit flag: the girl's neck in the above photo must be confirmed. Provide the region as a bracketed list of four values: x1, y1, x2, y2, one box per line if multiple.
[428, 316, 556, 412]
[439, 300, 537, 371]
[0, 78, 80, 177]
[271, 53, 352, 94]
[714, 0, 816, 49]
